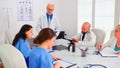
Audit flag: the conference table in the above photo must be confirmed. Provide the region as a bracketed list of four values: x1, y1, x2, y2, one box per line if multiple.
[52, 39, 120, 68]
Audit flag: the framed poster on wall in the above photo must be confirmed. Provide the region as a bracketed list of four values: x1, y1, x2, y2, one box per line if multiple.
[17, 0, 33, 21]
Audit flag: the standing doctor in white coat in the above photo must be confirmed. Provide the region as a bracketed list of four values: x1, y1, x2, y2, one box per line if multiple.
[36, 3, 60, 36]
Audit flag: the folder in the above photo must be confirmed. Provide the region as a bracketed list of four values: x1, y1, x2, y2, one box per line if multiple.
[99, 47, 118, 57]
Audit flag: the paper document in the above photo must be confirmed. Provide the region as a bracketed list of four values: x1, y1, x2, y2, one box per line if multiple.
[99, 47, 118, 57]
[57, 60, 76, 68]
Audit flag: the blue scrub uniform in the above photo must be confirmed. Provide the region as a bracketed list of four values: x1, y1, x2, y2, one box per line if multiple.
[15, 38, 31, 66]
[29, 47, 54, 68]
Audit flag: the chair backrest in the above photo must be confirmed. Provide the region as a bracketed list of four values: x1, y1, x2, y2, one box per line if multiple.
[91, 28, 106, 46]
[5, 29, 14, 44]
[0, 32, 6, 45]
[110, 29, 114, 38]
[0, 29, 14, 45]
[0, 44, 27, 68]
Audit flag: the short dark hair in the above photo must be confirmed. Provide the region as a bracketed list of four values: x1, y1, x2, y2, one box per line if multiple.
[34, 28, 56, 44]
[12, 24, 32, 46]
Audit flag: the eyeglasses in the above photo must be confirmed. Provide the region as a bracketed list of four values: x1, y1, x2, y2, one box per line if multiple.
[47, 8, 54, 11]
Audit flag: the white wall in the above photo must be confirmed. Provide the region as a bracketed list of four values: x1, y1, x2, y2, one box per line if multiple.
[58, 0, 78, 38]
[0, 0, 17, 39]
[114, 0, 120, 27]
[0, 0, 78, 39]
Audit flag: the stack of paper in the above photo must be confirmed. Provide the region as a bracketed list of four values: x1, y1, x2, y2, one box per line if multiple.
[99, 47, 118, 57]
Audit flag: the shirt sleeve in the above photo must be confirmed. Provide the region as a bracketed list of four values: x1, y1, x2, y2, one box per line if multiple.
[76, 32, 96, 47]
[16, 39, 31, 58]
[103, 37, 116, 49]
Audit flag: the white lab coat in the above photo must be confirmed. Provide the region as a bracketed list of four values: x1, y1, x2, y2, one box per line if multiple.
[36, 14, 60, 36]
[73, 31, 96, 47]
[103, 37, 117, 49]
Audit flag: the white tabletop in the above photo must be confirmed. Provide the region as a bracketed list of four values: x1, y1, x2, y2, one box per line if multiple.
[52, 47, 120, 68]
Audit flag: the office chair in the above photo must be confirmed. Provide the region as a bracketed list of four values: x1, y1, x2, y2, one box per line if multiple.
[5, 29, 14, 44]
[0, 29, 13, 45]
[0, 32, 6, 45]
[110, 29, 114, 38]
[0, 44, 27, 68]
[91, 28, 106, 46]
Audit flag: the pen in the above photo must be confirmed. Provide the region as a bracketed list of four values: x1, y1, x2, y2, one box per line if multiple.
[66, 64, 77, 68]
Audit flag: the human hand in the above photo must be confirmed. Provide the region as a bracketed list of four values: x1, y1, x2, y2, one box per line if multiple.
[116, 51, 120, 55]
[96, 44, 102, 50]
[54, 62, 61, 68]
[51, 54, 62, 60]
[72, 38, 79, 43]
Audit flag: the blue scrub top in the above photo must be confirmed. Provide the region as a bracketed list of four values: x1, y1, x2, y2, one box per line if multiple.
[15, 38, 31, 66]
[29, 47, 54, 68]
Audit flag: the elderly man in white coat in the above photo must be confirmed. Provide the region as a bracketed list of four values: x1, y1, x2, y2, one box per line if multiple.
[36, 3, 60, 36]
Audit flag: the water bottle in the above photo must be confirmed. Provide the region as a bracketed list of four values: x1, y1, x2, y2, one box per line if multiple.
[72, 43, 75, 52]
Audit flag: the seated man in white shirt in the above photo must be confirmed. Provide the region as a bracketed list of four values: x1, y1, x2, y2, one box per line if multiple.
[72, 22, 96, 47]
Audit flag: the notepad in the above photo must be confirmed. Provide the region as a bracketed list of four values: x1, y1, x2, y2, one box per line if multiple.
[99, 47, 118, 57]
[57, 60, 76, 68]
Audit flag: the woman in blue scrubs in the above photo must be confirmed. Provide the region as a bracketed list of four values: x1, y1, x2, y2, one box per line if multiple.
[12, 24, 33, 67]
[29, 28, 60, 68]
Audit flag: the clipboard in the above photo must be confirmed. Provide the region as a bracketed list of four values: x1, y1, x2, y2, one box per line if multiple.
[99, 47, 118, 57]
[57, 60, 77, 68]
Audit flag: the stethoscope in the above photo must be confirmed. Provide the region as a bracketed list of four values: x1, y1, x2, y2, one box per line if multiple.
[84, 64, 107, 68]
